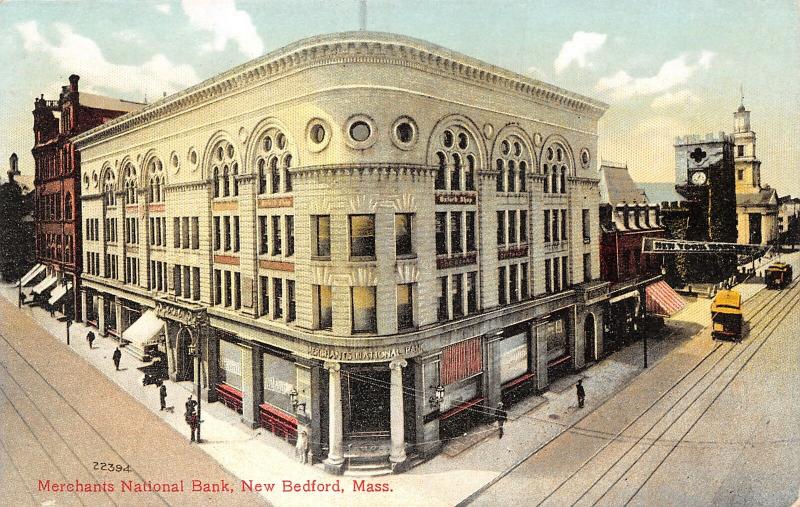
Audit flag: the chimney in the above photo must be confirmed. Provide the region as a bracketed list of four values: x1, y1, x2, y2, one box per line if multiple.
[69, 74, 80, 92]
[7, 153, 19, 183]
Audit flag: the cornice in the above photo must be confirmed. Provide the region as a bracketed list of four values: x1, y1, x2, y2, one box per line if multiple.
[72, 32, 608, 149]
[165, 181, 210, 192]
[292, 163, 436, 179]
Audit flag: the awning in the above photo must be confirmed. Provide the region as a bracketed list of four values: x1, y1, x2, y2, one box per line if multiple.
[32, 274, 58, 295]
[48, 282, 72, 306]
[17, 264, 45, 287]
[609, 289, 640, 304]
[645, 280, 686, 317]
[122, 310, 165, 347]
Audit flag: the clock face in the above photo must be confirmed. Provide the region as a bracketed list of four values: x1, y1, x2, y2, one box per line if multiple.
[690, 171, 707, 185]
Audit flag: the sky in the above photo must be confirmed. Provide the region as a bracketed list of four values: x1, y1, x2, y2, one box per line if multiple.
[2, 0, 799, 194]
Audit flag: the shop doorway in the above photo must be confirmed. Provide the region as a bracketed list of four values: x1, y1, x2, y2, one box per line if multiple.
[344, 368, 390, 435]
[584, 313, 596, 363]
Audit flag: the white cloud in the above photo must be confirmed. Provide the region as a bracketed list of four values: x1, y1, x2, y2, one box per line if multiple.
[113, 29, 145, 45]
[651, 90, 701, 109]
[595, 51, 715, 100]
[15, 21, 199, 100]
[180, 0, 264, 59]
[155, 3, 171, 14]
[554, 31, 607, 74]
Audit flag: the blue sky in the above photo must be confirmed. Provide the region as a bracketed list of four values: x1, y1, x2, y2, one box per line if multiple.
[2, 0, 799, 194]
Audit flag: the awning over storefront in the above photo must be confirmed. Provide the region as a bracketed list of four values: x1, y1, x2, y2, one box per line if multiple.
[645, 280, 686, 317]
[17, 264, 45, 287]
[609, 289, 640, 304]
[32, 274, 58, 295]
[121, 310, 165, 347]
[48, 282, 72, 306]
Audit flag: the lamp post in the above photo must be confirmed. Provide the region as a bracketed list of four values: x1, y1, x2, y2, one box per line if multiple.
[429, 385, 445, 408]
[183, 326, 202, 443]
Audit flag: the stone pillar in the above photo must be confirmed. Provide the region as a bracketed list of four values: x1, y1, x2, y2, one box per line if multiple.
[202, 325, 218, 403]
[389, 358, 408, 471]
[323, 361, 344, 474]
[115, 302, 124, 335]
[240, 344, 264, 428]
[80, 290, 88, 324]
[534, 322, 548, 391]
[485, 332, 503, 408]
[97, 295, 106, 336]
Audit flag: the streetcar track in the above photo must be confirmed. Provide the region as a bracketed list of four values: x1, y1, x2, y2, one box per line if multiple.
[582, 280, 800, 507]
[0, 428, 40, 506]
[0, 330, 171, 507]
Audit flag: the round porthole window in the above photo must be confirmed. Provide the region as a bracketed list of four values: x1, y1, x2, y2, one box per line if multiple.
[264, 136, 273, 151]
[391, 116, 418, 150]
[306, 118, 331, 153]
[171, 152, 179, 168]
[580, 148, 591, 168]
[343, 115, 377, 150]
[349, 121, 371, 142]
[396, 123, 413, 143]
[458, 132, 469, 150]
[501, 140, 510, 156]
[277, 133, 286, 150]
[189, 148, 197, 165]
[311, 124, 325, 144]
[443, 130, 454, 148]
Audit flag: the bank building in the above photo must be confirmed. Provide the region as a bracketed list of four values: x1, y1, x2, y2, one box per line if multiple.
[73, 32, 609, 473]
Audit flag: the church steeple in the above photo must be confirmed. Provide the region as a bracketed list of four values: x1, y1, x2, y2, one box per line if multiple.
[734, 86, 750, 133]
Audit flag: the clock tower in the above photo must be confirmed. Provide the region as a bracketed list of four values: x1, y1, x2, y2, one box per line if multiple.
[733, 99, 761, 192]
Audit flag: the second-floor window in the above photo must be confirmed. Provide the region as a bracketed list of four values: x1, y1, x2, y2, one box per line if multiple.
[313, 215, 330, 258]
[349, 214, 375, 258]
[352, 286, 377, 333]
[395, 213, 413, 257]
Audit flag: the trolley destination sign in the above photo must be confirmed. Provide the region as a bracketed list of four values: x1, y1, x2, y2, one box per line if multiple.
[642, 237, 768, 255]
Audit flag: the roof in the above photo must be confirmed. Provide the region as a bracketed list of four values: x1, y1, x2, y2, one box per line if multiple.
[598, 163, 648, 205]
[639, 182, 686, 204]
[79, 92, 145, 113]
[766, 262, 791, 271]
[73, 31, 608, 147]
[737, 187, 778, 207]
[712, 289, 741, 311]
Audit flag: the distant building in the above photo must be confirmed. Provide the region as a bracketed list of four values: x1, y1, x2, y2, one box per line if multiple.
[598, 163, 675, 355]
[0, 153, 35, 281]
[24, 75, 143, 319]
[732, 102, 779, 245]
[778, 195, 800, 244]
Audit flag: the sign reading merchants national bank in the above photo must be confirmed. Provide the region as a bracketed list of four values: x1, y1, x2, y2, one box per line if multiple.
[306, 342, 423, 362]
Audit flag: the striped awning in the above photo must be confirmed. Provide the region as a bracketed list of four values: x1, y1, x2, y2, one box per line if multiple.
[32, 274, 58, 295]
[17, 264, 45, 287]
[48, 282, 72, 306]
[441, 337, 483, 385]
[645, 280, 686, 317]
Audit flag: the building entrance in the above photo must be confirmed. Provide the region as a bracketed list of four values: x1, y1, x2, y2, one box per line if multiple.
[749, 213, 762, 244]
[343, 367, 390, 435]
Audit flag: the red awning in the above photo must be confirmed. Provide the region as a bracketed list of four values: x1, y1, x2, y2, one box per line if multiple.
[645, 280, 686, 317]
[441, 337, 483, 385]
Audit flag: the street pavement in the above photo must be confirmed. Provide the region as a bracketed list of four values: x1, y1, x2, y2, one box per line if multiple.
[2, 250, 799, 506]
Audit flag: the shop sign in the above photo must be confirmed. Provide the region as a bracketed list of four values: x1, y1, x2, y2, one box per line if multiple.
[642, 237, 765, 255]
[306, 342, 422, 362]
[435, 192, 477, 205]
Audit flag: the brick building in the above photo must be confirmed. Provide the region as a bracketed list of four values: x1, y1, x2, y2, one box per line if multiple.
[23, 75, 142, 319]
[73, 32, 609, 473]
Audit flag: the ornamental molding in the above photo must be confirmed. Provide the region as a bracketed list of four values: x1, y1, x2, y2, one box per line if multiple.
[155, 299, 208, 327]
[165, 181, 210, 192]
[72, 32, 607, 149]
[293, 163, 435, 180]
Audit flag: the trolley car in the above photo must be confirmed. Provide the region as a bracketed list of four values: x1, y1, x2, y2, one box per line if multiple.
[711, 289, 743, 341]
[765, 262, 793, 289]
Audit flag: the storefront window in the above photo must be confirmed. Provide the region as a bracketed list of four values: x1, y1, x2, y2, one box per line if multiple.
[263, 352, 295, 414]
[219, 340, 242, 390]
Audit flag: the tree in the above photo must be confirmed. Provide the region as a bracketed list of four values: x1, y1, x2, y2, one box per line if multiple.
[0, 180, 34, 282]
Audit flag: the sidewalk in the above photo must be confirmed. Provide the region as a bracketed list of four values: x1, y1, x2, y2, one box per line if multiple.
[3, 253, 795, 506]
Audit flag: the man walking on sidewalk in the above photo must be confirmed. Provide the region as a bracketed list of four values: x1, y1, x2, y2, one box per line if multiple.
[159, 382, 167, 411]
[495, 402, 508, 439]
[112, 347, 122, 370]
[576, 379, 586, 408]
[185, 395, 199, 443]
[86, 330, 95, 349]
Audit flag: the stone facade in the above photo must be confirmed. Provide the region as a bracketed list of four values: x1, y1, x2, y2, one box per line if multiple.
[73, 32, 608, 473]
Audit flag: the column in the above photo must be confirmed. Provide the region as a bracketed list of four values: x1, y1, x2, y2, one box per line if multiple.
[485, 332, 503, 408]
[115, 302, 124, 335]
[240, 345, 264, 428]
[323, 361, 344, 473]
[389, 358, 408, 468]
[98, 295, 107, 336]
[535, 322, 548, 391]
[80, 290, 88, 324]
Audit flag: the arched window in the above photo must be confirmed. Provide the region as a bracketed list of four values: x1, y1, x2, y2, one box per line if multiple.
[65, 192, 73, 220]
[222, 166, 230, 197]
[495, 135, 530, 194]
[519, 161, 527, 192]
[232, 163, 239, 196]
[254, 129, 292, 195]
[147, 159, 164, 203]
[213, 167, 220, 197]
[433, 126, 478, 193]
[210, 141, 237, 199]
[496, 159, 505, 192]
[560, 167, 567, 194]
[551, 168, 559, 193]
[508, 160, 516, 192]
[466, 155, 475, 191]
[258, 159, 267, 194]
[451, 153, 461, 190]
[124, 164, 137, 204]
[103, 170, 116, 206]
[544, 165, 550, 193]
[435, 152, 446, 190]
[283, 155, 292, 192]
[270, 157, 279, 194]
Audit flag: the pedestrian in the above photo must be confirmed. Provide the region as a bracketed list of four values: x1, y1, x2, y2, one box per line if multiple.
[495, 402, 508, 439]
[86, 330, 95, 349]
[159, 382, 167, 411]
[185, 395, 199, 443]
[112, 347, 122, 370]
[576, 379, 586, 408]
[295, 428, 309, 464]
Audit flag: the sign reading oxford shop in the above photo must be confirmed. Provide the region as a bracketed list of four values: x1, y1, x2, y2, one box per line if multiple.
[435, 192, 477, 205]
[642, 237, 767, 255]
[306, 342, 423, 362]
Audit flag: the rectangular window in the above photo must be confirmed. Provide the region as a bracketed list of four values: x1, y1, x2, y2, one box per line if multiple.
[552, 210, 560, 242]
[259, 276, 269, 317]
[467, 272, 478, 314]
[349, 214, 375, 258]
[562, 255, 569, 289]
[553, 257, 561, 292]
[544, 210, 551, 242]
[737, 145, 744, 157]
[273, 280, 283, 319]
[214, 269, 222, 304]
[286, 216, 294, 257]
[509, 210, 518, 244]
[497, 211, 506, 246]
[437, 276, 448, 322]
[738, 169, 744, 180]
[174, 266, 182, 296]
[545, 259, 552, 293]
[397, 283, 414, 330]
[316, 285, 332, 330]
[395, 213, 413, 256]
[313, 215, 330, 258]
[191, 217, 199, 249]
[520, 211, 528, 243]
[223, 216, 231, 251]
[510, 264, 519, 302]
[234, 272, 241, 310]
[561, 210, 568, 242]
[466, 211, 476, 252]
[224, 270, 232, 307]
[214, 217, 221, 251]
[233, 216, 240, 252]
[192, 267, 200, 300]
[521, 262, 529, 299]
[582, 209, 591, 243]
[272, 216, 282, 256]
[174, 218, 181, 248]
[351, 286, 377, 333]
[583, 253, 592, 282]
[498, 266, 507, 305]
[259, 216, 268, 254]
[287, 280, 296, 322]
[452, 274, 464, 318]
[450, 211, 462, 253]
[182, 216, 190, 249]
[435, 212, 447, 255]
